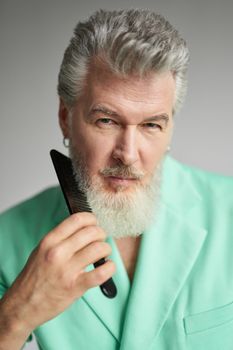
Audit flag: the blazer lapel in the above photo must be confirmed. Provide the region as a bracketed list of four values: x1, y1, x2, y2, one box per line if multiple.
[119, 157, 208, 350]
[82, 236, 130, 342]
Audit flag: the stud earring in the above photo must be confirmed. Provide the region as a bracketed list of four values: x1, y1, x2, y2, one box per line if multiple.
[63, 137, 69, 148]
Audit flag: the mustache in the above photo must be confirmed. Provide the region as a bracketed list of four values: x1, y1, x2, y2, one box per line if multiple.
[100, 165, 145, 180]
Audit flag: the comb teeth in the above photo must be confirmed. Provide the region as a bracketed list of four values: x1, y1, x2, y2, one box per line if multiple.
[69, 190, 92, 213]
[50, 150, 92, 215]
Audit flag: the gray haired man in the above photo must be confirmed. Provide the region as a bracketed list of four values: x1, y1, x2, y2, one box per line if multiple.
[1, 9, 233, 350]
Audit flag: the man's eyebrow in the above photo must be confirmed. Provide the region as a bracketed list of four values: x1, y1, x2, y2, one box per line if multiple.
[88, 105, 119, 118]
[87, 105, 169, 124]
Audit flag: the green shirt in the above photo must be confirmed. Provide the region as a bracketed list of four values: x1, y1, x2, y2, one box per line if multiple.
[1, 156, 233, 350]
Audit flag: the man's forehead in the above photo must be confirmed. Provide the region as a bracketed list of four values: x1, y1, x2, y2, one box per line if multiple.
[85, 56, 174, 90]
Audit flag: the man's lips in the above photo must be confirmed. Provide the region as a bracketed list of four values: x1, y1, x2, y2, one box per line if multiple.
[105, 175, 138, 185]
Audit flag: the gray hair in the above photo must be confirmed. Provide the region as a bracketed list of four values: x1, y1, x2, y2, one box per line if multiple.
[58, 9, 190, 114]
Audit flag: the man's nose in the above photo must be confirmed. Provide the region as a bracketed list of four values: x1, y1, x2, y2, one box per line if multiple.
[112, 126, 139, 166]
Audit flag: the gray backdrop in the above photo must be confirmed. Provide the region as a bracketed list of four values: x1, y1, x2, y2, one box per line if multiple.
[1, 0, 233, 349]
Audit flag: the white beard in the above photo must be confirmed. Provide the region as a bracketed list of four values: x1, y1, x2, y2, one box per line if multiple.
[69, 145, 162, 238]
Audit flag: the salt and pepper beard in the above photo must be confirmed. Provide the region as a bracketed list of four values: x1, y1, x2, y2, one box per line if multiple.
[69, 142, 162, 238]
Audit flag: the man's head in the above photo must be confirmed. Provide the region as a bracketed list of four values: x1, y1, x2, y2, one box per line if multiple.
[57, 9, 189, 238]
[58, 9, 189, 114]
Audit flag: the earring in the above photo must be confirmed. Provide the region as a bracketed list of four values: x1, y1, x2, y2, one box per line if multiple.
[167, 146, 171, 152]
[63, 137, 69, 148]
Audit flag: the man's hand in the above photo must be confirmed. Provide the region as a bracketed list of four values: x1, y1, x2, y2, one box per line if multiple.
[0, 212, 115, 349]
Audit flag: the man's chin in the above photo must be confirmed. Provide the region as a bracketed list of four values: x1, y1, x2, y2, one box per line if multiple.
[103, 184, 138, 194]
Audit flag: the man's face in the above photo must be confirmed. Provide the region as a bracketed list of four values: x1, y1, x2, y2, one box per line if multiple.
[59, 62, 175, 237]
[61, 64, 174, 188]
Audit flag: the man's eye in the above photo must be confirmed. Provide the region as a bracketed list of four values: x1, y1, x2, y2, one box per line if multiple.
[143, 123, 162, 130]
[96, 118, 116, 127]
[99, 118, 112, 124]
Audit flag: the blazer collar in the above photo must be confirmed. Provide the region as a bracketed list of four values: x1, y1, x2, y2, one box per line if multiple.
[119, 205, 207, 350]
[82, 237, 130, 343]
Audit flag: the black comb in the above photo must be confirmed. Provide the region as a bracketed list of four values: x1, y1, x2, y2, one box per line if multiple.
[50, 149, 117, 298]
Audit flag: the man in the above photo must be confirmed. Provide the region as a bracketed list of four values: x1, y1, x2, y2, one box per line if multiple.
[0, 8, 233, 350]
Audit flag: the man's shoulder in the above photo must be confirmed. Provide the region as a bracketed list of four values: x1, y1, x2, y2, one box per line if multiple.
[165, 156, 233, 197]
[0, 186, 61, 222]
[162, 156, 233, 215]
[0, 186, 68, 246]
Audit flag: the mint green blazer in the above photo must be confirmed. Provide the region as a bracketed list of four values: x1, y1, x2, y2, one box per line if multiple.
[1, 156, 233, 350]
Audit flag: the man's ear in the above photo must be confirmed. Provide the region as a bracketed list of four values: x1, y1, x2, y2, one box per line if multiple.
[58, 98, 70, 138]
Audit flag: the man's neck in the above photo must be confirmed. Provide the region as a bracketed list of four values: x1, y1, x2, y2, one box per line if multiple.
[114, 236, 141, 282]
